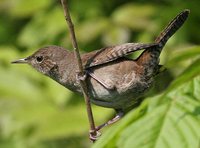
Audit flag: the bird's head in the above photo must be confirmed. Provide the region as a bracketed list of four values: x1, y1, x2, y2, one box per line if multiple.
[12, 46, 70, 76]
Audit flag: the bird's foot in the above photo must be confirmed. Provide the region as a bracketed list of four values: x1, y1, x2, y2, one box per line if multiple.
[89, 130, 101, 142]
[88, 111, 124, 142]
[76, 71, 87, 81]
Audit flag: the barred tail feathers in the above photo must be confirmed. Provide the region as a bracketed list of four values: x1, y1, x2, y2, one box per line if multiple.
[137, 10, 189, 76]
[155, 9, 190, 49]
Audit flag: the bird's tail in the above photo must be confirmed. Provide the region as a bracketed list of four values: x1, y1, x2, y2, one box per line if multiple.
[136, 10, 189, 78]
[155, 9, 190, 51]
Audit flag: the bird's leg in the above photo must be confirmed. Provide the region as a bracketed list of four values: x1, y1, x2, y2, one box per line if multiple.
[76, 70, 87, 81]
[89, 130, 101, 141]
[86, 70, 115, 90]
[96, 110, 124, 131]
[89, 111, 124, 141]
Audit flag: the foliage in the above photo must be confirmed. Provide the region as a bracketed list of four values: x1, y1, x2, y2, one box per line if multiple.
[0, 0, 200, 148]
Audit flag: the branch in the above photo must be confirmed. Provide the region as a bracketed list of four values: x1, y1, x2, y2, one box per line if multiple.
[60, 0, 98, 142]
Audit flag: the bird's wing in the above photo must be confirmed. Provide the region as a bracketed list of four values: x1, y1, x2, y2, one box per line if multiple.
[82, 43, 158, 68]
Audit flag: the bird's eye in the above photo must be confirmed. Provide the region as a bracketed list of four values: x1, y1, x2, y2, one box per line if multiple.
[36, 56, 44, 63]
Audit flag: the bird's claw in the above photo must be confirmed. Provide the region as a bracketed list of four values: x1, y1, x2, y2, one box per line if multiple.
[76, 71, 87, 81]
[89, 130, 101, 142]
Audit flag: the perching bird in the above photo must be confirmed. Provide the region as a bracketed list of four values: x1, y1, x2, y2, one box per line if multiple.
[12, 9, 189, 131]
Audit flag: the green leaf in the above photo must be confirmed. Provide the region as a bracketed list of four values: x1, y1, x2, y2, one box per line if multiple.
[76, 18, 109, 44]
[102, 26, 130, 46]
[112, 3, 156, 30]
[165, 58, 200, 94]
[166, 46, 200, 68]
[7, 0, 51, 18]
[18, 6, 67, 48]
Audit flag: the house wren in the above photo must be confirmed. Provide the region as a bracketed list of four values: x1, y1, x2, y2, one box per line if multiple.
[12, 10, 189, 130]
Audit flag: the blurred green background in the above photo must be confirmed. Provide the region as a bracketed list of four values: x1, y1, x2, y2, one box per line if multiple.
[0, 0, 200, 148]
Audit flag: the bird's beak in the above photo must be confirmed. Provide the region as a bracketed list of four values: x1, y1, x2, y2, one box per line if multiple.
[11, 58, 28, 64]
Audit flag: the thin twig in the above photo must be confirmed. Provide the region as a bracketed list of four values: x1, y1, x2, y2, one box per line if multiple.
[60, 0, 97, 142]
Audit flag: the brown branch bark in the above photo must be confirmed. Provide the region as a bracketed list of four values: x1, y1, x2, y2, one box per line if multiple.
[60, 0, 97, 142]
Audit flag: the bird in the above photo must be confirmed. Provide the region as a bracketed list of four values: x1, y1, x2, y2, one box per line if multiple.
[12, 9, 189, 131]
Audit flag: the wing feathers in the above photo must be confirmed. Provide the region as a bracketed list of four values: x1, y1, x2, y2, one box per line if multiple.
[83, 43, 158, 68]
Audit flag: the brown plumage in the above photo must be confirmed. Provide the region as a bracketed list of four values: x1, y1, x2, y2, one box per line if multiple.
[12, 10, 190, 130]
